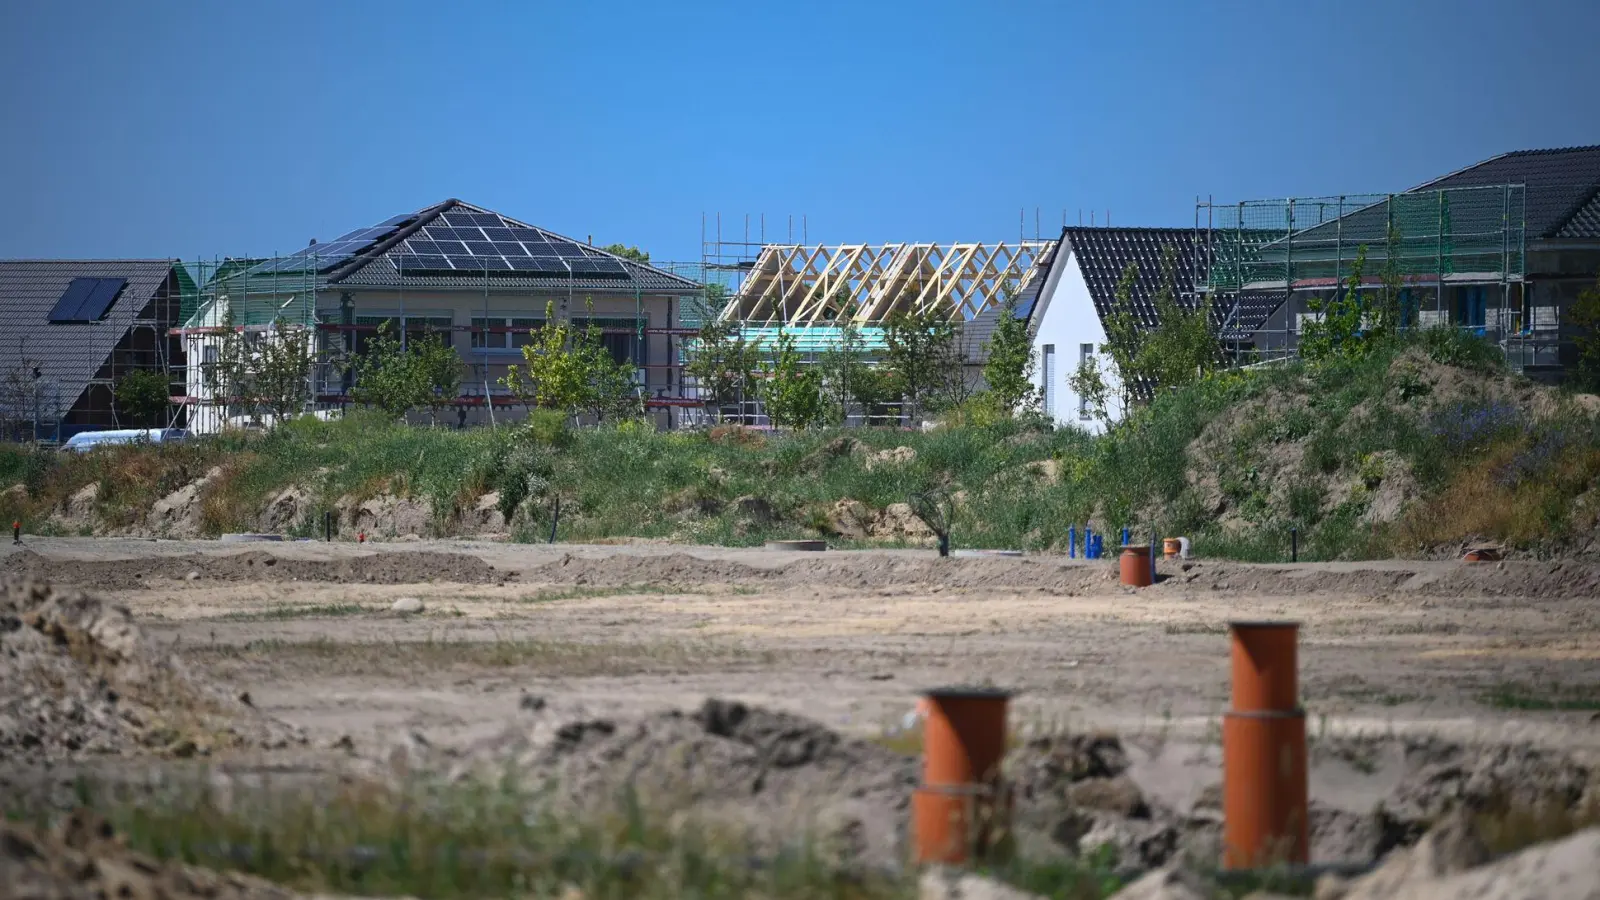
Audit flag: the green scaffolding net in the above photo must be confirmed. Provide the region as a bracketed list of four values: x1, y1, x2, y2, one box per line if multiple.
[1203, 185, 1526, 293]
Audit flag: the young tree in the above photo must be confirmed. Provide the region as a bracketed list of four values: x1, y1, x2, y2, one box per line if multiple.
[1301, 246, 1369, 362]
[1571, 272, 1600, 389]
[114, 368, 171, 427]
[584, 345, 644, 423]
[1067, 352, 1112, 427]
[1101, 261, 1150, 413]
[501, 302, 592, 423]
[817, 302, 871, 425]
[202, 307, 255, 422]
[348, 321, 428, 420]
[979, 286, 1041, 416]
[1139, 245, 1216, 393]
[411, 332, 463, 425]
[254, 319, 316, 424]
[882, 306, 963, 425]
[759, 331, 826, 430]
[684, 316, 760, 422]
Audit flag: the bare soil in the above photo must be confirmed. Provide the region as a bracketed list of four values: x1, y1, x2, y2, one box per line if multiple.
[1, 537, 1598, 876]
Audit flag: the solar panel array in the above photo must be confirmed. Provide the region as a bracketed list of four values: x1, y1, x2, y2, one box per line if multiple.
[251, 220, 412, 275]
[394, 211, 631, 278]
[48, 277, 127, 323]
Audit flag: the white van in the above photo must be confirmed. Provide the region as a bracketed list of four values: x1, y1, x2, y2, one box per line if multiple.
[60, 428, 190, 453]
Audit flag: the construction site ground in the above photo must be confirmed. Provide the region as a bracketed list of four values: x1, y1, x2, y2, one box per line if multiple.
[5, 536, 1597, 760]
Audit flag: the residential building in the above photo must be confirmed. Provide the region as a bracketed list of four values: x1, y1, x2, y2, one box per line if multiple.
[178, 199, 703, 431]
[0, 260, 187, 441]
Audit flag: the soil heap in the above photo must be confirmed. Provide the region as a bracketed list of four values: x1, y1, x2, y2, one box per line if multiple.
[0, 576, 302, 763]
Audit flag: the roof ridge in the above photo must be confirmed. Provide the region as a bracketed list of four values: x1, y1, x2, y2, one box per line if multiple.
[1408, 144, 1600, 193]
[0, 258, 179, 264]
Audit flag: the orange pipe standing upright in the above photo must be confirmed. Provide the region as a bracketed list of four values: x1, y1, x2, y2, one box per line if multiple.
[912, 687, 1012, 865]
[1223, 621, 1308, 869]
[1119, 544, 1153, 588]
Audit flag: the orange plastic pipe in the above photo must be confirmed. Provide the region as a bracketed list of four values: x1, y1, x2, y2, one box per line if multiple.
[915, 687, 1011, 864]
[1230, 621, 1299, 712]
[1223, 620, 1308, 869]
[1119, 544, 1153, 588]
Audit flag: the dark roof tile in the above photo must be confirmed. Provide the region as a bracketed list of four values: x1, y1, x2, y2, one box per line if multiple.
[0, 260, 177, 413]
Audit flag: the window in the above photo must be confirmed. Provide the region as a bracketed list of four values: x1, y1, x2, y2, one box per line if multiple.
[1078, 343, 1094, 420]
[1455, 286, 1487, 329]
[1042, 344, 1055, 417]
[472, 315, 545, 350]
[572, 317, 647, 366]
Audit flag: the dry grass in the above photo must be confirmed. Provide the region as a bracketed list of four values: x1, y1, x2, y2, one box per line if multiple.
[1400, 440, 1600, 550]
[183, 635, 776, 678]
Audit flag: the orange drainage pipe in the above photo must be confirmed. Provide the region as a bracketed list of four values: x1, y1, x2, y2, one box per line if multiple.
[1119, 543, 1153, 588]
[1163, 538, 1181, 559]
[1223, 621, 1308, 870]
[912, 687, 1012, 865]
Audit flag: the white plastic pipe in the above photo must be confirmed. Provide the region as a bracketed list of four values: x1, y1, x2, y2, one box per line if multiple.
[1179, 537, 1192, 559]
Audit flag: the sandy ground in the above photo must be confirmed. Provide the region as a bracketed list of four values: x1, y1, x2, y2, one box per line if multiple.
[4, 536, 1597, 767]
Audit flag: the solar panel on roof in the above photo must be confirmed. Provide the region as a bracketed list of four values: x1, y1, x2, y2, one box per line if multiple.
[471, 213, 503, 227]
[397, 254, 452, 271]
[425, 227, 463, 242]
[47, 278, 98, 322]
[492, 241, 529, 256]
[379, 213, 417, 226]
[464, 241, 496, 256]
[442, 213, 478, 227]
[481, 227, 516, 242]
[76, 277, 127, 320]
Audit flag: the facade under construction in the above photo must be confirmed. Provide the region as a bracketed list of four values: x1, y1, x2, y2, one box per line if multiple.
[173, 199, 708, 432]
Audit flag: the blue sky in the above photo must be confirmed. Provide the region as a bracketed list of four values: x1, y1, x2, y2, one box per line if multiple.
[2, 0, 1597, 264]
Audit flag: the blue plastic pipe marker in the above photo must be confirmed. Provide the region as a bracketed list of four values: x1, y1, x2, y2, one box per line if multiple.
[1069, 525, 1077, 559]
[1122, 526, 1130, 547]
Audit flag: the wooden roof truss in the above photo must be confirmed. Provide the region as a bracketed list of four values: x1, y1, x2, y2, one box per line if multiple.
[721, 241, 1047, 326]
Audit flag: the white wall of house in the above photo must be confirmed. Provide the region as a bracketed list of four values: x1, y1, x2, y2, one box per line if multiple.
[1028, 250, 1118, 433]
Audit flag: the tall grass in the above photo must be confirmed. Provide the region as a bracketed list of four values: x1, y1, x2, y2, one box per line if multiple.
[5, 328, 1595, 558]
[6, 774, 1129, 900]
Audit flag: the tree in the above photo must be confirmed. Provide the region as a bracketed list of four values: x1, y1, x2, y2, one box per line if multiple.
[1572, 272, 1600, 389]
[502, 302, 592, 423]
[0, 342, 65, 441]
[114, 369, 171, 427]
[1138, 245, 1216, 393]
[583, 344, 645, 424]
[817, 301, 871, 425]
[348, 321, 428, 420]
[254, 319, 315, 424]
[882, 307, 963, 425]
[202, 307, 254, 421]
[1101, 261, 1150, 414]
[410, 332, 463, 425]
[1301, 246, 1369, 362]
[759, 331, 826, 430]
[600, 243, 649, 263]
[979, 286, 1041, 416]
[1067, 352, 1112, 427]
[501, 301, 642, 424]
[684, 316, 760, 422]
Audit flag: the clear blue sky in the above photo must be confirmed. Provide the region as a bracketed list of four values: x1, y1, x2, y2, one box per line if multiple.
[2, 0, 1597, 264]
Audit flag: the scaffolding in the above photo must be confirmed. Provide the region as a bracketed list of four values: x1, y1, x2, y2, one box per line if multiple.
[1196, 185, 1541, 366]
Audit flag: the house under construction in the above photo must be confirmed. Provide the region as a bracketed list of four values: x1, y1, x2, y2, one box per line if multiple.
[173, 199, 709, 431]
[1199, 145, 1600, 378]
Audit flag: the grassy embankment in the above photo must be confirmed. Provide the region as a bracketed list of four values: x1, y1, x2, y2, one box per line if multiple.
[3, 330, 1597, 559]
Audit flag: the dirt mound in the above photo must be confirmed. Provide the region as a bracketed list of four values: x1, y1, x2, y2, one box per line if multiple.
[524, 552, 776, 587]
[440, 698, 919, 869]
[0, 577, 302, 762]
[1389, 737, 1596, 821]
[0, 810, 308, 900]
[0, 549, 510, 591]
